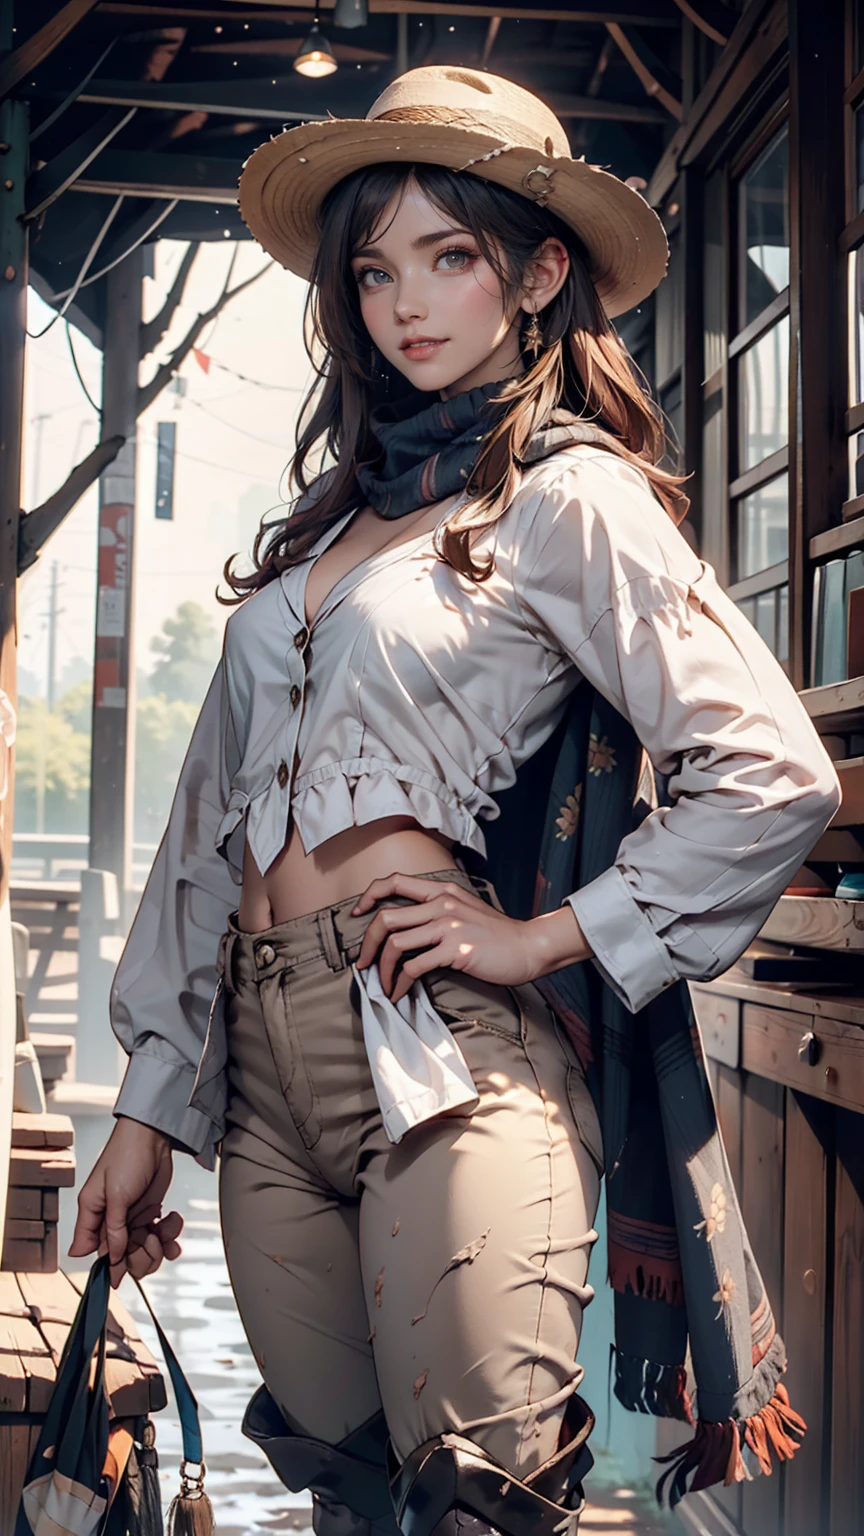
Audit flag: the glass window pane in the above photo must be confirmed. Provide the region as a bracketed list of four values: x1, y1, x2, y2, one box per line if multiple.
[655, 231, 683, 388]
[736, 473, 789, 580]
[755, 590, 776, 650]
[777, 583, 789, 663]
[739, 316, 789, 471]
[849, 432, 864, 500]
[739, 124, 789, 330]
[704, 170, 726, 378]
[660, 374, 683, 474]
[848, 246, 864, 406]
[857, 104, 864, 215]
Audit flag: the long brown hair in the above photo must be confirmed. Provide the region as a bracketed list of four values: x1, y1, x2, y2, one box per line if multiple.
[221, 163, 689, 602]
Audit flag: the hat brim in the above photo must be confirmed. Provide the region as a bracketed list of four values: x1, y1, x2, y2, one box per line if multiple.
[238, 118, 668, 319]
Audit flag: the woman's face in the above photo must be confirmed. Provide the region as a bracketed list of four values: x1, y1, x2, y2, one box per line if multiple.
[349, 179, 565, 400]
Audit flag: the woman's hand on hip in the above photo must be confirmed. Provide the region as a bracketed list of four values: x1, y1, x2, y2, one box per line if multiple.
[352, 872, 590, 1003]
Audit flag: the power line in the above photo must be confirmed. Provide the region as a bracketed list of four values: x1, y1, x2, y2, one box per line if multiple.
[183, 397, 292, 451]
[65, 321, 102, 418]
[27, 196, 126, 340]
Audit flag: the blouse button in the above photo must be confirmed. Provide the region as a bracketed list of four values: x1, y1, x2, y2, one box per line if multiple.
[294, 626, 308, 650]
[290, 683, 301, 708]
[277, 759, 289, 789]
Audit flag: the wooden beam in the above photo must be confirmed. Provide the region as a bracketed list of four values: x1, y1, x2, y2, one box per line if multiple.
[788, 0, 846, 691]
[670, 0, 733, 47]
[192, 36, 391, 60]
[646, 0, 786, 207]
[97, 1, 681, 23]
[24, 107, 137, 222]
[0, 0, 100, 101]
[606, 22, 683, 120]
[53, 74, 668, 125]
[69, 146, 251, 200]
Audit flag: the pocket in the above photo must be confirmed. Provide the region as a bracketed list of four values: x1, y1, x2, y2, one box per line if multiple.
[420, 967, 525, 1042]
[565, 1063, 604, 1175]
[259, 972, 322, 1151]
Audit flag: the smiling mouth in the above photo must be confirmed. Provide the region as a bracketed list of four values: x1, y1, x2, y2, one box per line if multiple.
[400, 338, 447, 358]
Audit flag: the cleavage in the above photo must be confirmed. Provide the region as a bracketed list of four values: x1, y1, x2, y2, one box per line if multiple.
[302, 504, 442, 631]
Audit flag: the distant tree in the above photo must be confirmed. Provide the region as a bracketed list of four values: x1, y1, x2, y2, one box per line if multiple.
[14, 697, 90, 832]
[148, 600, 220, 704]
[57, 679, 92, 736]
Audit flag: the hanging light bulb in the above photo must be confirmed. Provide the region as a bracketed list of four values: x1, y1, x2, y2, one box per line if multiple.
[294, 14, 338, 78]
[334, 0, 368, 25]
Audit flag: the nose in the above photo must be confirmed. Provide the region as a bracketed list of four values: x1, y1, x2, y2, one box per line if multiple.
[393, 274, 428, 324]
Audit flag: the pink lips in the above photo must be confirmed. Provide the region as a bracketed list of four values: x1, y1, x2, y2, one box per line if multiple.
[400, 336, 447, 359]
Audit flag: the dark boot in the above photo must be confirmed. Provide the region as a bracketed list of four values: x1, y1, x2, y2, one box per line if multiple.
[242, 1383, 402, 1536]
[387, 1392, 595, 1536]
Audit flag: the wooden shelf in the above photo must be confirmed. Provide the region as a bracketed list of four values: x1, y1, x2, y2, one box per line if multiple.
[800, 675, 864, 732]
[758, 893, 864, 950]
[692, 969, 864, 1030]
[810, 513, 864, 559]
[834, 756, 864, 825]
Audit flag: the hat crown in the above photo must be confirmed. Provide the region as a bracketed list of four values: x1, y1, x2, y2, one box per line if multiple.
[366, 66, 571, 160]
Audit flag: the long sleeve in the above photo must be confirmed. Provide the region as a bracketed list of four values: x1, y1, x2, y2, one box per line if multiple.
[514, 450, 842, 1014]
[110, 658, 241, 1160]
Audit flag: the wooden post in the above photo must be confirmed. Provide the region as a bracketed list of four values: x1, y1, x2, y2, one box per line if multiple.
[787, 0, 846, 692]
[88, 251, 142, 899]
[0, 0, 28, 1302]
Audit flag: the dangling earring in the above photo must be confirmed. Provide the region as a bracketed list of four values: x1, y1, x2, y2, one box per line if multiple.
[524, 308, 543, 362]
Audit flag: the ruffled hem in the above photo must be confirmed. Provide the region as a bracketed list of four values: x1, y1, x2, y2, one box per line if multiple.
[291, 757, 487, 859]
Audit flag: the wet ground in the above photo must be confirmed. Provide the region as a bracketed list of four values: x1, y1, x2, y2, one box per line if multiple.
[59, 1113, 678, 1535]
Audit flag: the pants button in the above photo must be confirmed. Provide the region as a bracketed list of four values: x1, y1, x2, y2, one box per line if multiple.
[255, 943, 277, 968]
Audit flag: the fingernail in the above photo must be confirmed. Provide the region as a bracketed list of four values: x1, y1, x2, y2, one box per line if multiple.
[351, 905, 360, 914]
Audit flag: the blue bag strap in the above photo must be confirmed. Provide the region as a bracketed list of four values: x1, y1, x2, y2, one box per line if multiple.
[130, 1268, 204, 1467]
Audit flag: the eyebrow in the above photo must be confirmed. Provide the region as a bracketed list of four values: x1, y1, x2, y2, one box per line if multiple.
[351, 227, 474, 261]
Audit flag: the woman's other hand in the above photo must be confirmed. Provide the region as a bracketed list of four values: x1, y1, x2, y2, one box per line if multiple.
[68, 1116, 185, 1289]
[352, 872, 591, 1003]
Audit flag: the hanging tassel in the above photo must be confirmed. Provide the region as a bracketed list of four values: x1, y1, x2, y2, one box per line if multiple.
[653, 1383, 807, 1508]
[166, 1458, 216, 1535]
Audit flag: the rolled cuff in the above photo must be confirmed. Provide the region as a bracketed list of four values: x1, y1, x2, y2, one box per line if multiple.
[564, 864, 681, 1014]
[113, 1051, 218, 1168]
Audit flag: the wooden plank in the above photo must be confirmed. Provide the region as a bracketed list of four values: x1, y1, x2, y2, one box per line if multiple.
[691, 986, 740, 1067]
[42, 1191, 58, 1223]
[831, 1107, 864, 1536]
[787, 0, 847, 687]
[10, 1112, 74, 1149]
[7, 1147, 75, 1188]
[711, 1068, 743, 1529]
[1, 1310, 55, 1412]
[0, 0, 100, 100]
[5, 1188, 41, 1221]
[696, 969, 864, 1030]
[742, 1003, 864, 1114]
[0, 1426, 34, 1536]
[0, 1318, 27, 1411]
[98, 1, 682, 19]
[758, 893, 864, 949]
[4, 1221, 46, 1241]
[810, 510, 864, 558]
[739, 1074, 785, 1536]
[782, 1090, 831, 1536]
[0, 1273, 29, 1318]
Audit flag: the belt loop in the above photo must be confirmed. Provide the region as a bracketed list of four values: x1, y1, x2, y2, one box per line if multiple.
[317, 906, 346, 972]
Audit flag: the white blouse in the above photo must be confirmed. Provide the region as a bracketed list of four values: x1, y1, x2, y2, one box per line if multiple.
[109, 444, 841, 1170]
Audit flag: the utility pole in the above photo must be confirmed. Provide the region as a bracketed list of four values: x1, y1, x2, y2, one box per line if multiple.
[88, 250, 142, 903]
[47, 561, 59, 711]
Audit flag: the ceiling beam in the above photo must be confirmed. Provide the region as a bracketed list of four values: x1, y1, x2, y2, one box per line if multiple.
[97, 2, 680, 25]
[606, 22, 683, 120]
[670, 0, 733, 47]
[37, 77, 330, 121]
[39, 75, 668, 124]
[25, 107, 137, 221]
[71, 147, 242, 200]
[192, 37, 391, 59]
[0, 0, 100, 101]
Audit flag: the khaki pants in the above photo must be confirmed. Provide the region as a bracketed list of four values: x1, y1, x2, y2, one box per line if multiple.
[217, 868, 602, 1482]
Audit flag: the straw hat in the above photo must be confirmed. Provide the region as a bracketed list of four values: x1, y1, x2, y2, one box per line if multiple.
[238, 66, 668, 318]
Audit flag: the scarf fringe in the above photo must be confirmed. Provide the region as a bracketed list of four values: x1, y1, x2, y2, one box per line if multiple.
[612, 1349, 694, 1424]
[652, 1382, 807, 1509]
[607, 1250, 684, 1308]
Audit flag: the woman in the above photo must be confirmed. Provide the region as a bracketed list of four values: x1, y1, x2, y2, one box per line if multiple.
[69, 68, 840, 1532]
